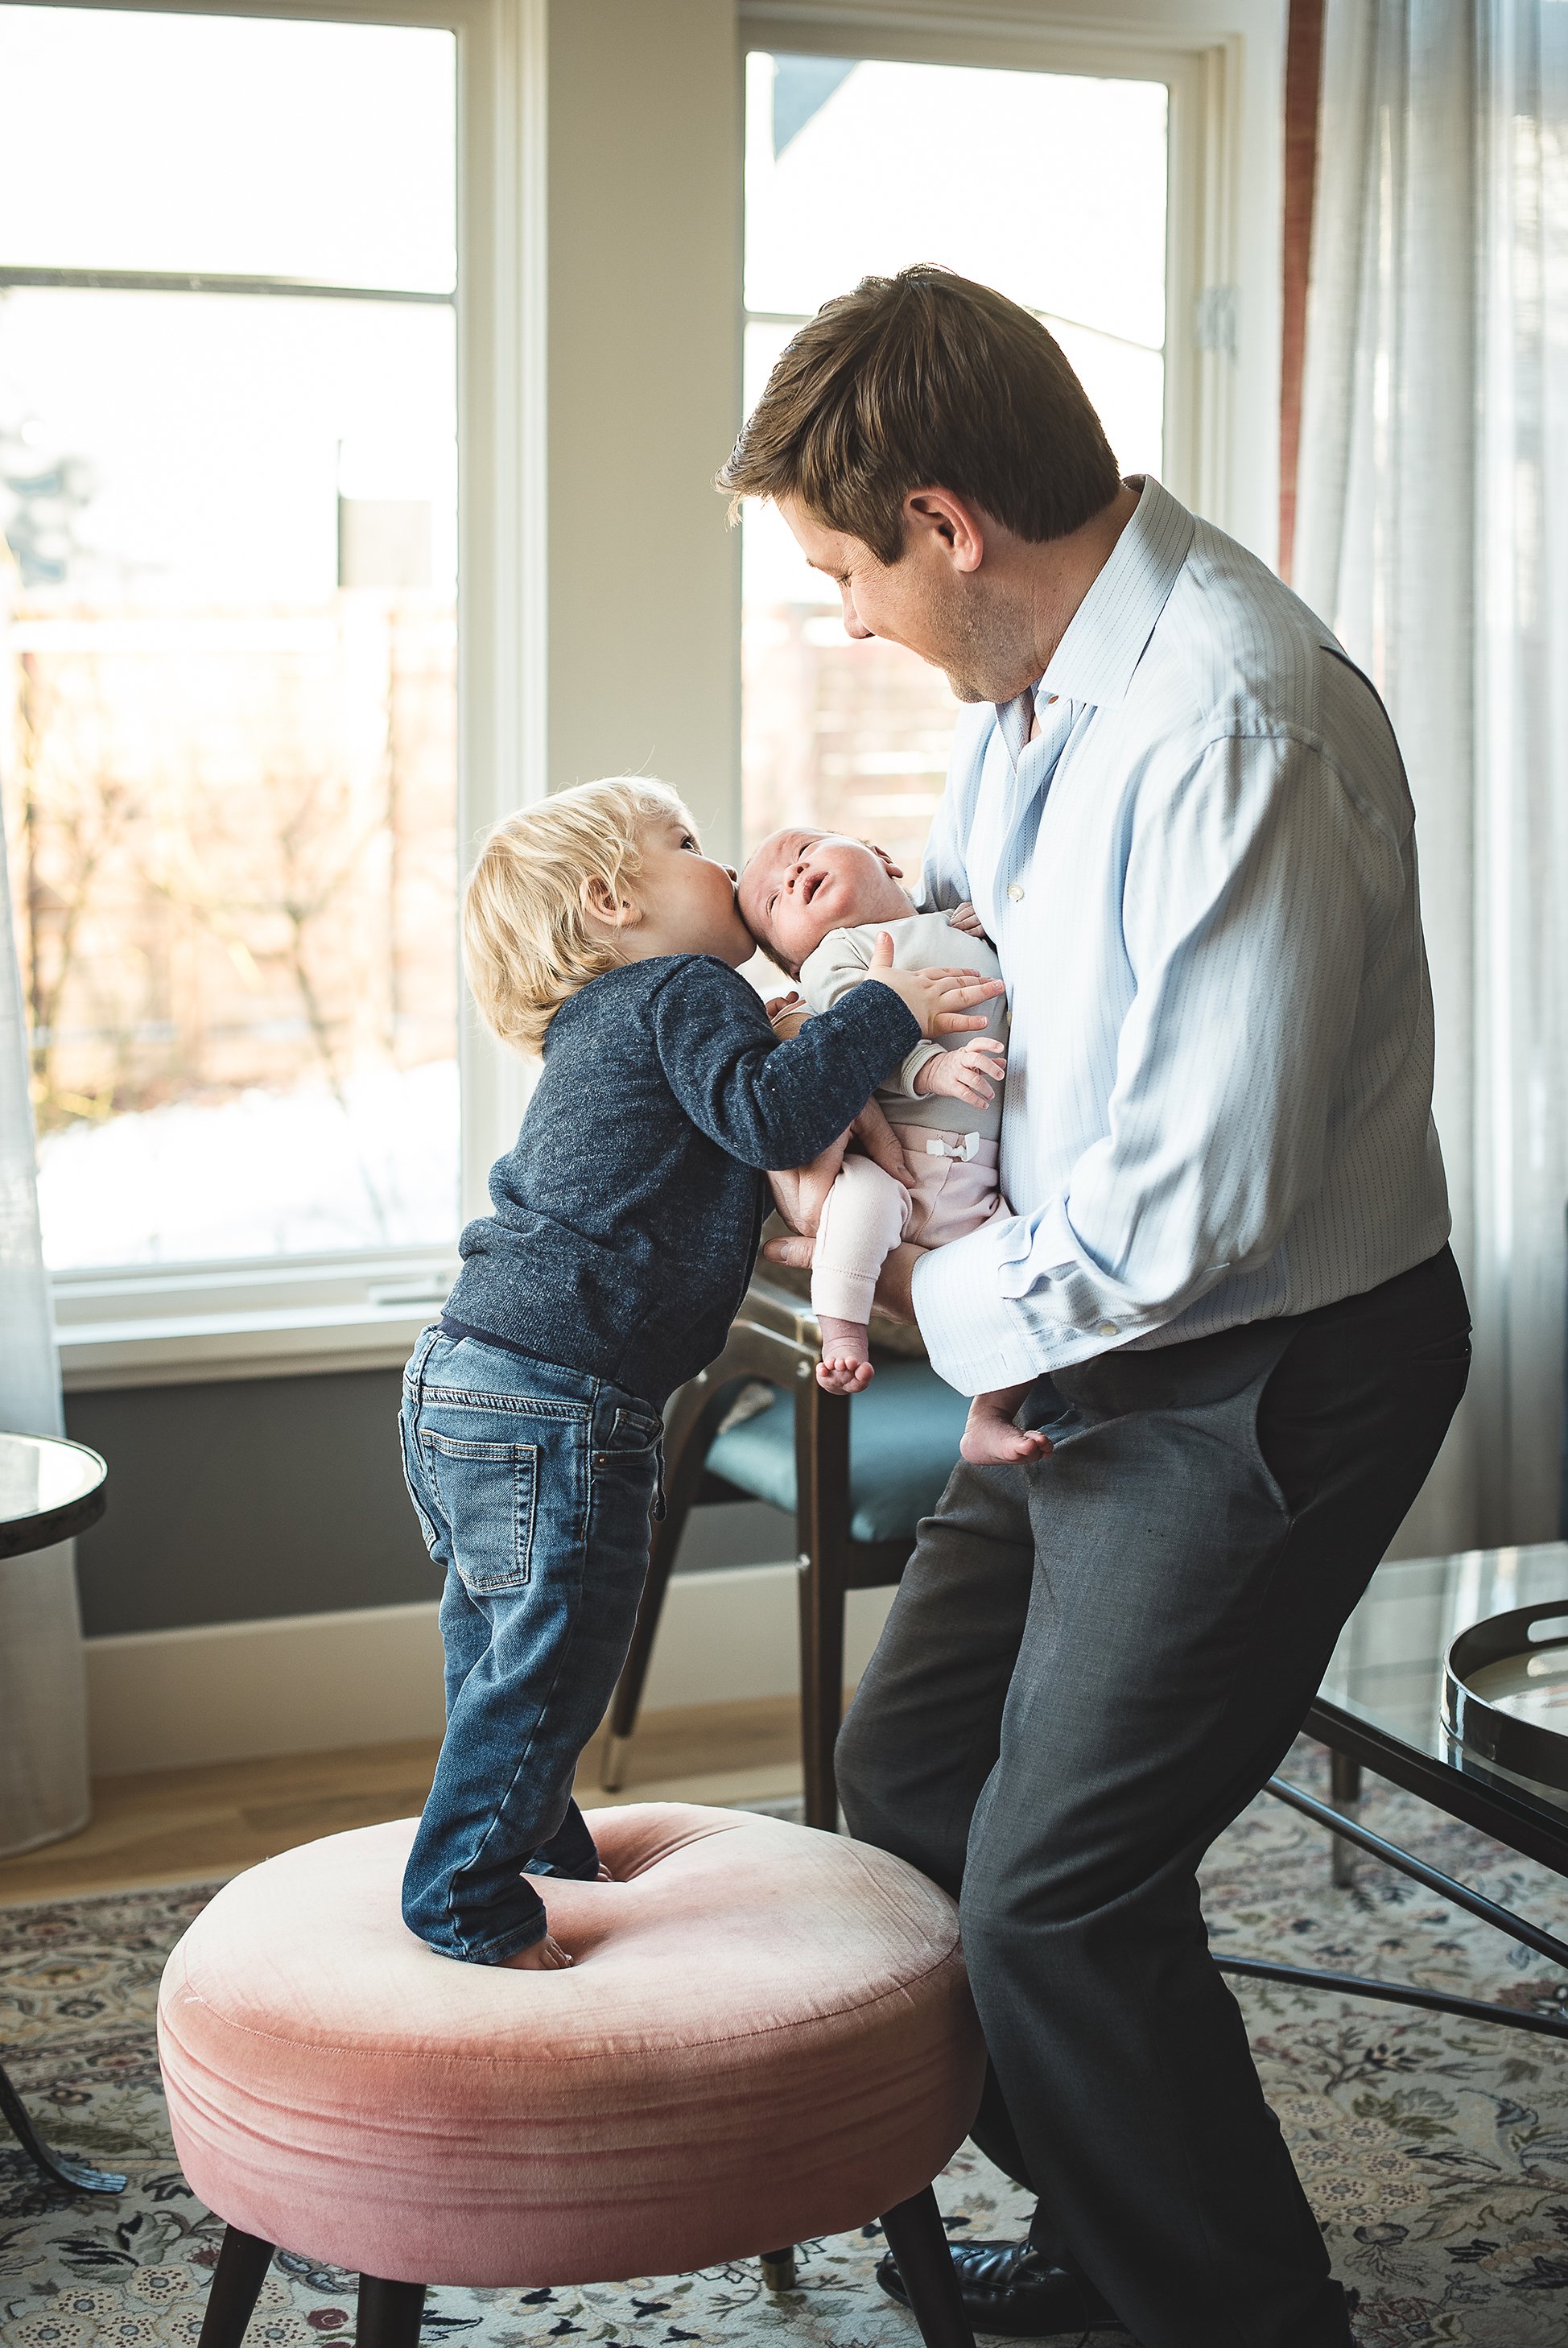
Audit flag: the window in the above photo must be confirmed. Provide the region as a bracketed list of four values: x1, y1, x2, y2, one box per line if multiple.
[742, 47, 1172, 889]
[0, 6, 459, 1271]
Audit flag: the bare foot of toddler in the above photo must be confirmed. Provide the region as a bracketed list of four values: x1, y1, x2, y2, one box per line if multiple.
[817, 1315, 875, 1393]
[502, 1933, 574, 1970]
[960, 1391, 1054, 1467]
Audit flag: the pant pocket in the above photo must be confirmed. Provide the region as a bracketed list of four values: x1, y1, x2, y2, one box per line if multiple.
[423, 1433, 538, 1592]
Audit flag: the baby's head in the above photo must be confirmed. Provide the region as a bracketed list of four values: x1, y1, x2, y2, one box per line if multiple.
[739, 828, 915, 977]
[464, 777, 751, 1053]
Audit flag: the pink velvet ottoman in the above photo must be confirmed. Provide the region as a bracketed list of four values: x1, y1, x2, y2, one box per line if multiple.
[159, 1803, 985, 2348]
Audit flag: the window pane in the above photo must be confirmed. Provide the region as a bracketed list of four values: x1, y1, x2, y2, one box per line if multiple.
[0, 8, 456, 290]
[1, 24, 459, 1272]
[745, 53, 1166, 359]
[742, 51, 1168, 896]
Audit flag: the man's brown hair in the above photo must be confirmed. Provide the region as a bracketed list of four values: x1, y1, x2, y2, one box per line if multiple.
[717, 266, 1120, 563]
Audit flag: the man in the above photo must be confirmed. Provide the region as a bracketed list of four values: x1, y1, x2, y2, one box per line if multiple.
[722, 268, 1469, 2348]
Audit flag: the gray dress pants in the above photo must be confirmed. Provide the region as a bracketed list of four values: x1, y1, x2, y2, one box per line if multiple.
[837, 1247, 1471, 2348]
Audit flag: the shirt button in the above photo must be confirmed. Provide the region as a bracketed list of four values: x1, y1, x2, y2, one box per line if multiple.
[1097, 1322, 1118, 1338]
[1007, 883, 1025, 902]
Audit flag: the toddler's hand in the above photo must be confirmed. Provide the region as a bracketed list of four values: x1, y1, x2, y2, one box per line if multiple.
[946, 902, 990, 941]
[915, 1037, 1007, 1108]
[864, 932, 1005, 1038]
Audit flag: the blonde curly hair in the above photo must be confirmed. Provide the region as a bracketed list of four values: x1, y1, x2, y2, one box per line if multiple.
[464, 777, 695, 1055]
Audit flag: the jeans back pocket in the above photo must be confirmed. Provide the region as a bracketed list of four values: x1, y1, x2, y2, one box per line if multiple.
[423, 1433, 538, 1593]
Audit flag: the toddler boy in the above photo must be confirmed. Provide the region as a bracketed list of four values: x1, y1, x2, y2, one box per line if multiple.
[398, 778, 1000, 1971]
[740, 827, 1049, 1466]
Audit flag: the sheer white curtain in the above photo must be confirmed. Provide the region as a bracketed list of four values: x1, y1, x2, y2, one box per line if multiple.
[1297, 0, 1567, 1551]
[0, 766, 89, 1853]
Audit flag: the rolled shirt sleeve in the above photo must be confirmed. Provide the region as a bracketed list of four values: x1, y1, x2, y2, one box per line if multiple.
[915, 734, 1397, 1393]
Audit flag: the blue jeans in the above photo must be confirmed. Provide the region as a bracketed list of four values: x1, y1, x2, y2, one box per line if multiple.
[398, 1326, 662, 1962]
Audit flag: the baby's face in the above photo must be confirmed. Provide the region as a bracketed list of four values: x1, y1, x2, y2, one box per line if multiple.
[739, 830, 913, 972]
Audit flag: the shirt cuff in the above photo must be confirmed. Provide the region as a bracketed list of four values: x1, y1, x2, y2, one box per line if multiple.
[910, 1203, 1157, 1395]
[893, 1040, 945, 1096]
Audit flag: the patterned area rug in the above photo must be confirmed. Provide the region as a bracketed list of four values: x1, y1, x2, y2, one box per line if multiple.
[3, 1744, 1568, 2348]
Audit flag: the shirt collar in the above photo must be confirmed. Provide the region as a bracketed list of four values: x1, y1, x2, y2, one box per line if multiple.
[998, 477, 1196, 735]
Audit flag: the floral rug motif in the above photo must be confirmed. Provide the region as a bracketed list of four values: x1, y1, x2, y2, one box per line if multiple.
[3, 1744, 1568, 2346]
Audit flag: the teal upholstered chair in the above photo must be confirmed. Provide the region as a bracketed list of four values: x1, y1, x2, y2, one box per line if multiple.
[600, 1273, 970, 1828]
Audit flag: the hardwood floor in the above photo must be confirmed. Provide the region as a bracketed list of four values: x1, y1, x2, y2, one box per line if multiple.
[0, 1696, 805, 1908]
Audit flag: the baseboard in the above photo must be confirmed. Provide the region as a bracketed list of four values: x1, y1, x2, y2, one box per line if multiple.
[84, 1565, 896, 1776]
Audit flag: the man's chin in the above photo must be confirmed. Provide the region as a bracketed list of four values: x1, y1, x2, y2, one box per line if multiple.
[943, 667, 1017, 706]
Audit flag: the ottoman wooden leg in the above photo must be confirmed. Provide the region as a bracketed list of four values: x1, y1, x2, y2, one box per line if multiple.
[880, 2185, 975, 2348]
[196, 2224, 274, 2348]
[760, 2247, 798, 2289]
[357, 2273, 427, 2348]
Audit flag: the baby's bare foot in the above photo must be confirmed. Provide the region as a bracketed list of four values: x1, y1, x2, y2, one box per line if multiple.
[501, 1933, 574, 1970]
[960, 1405, 1054, 1468]
[817, 1314, 874, 1393]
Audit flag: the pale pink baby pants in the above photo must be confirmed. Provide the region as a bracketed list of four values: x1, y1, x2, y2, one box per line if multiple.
[811, 1123, 1005, 1325]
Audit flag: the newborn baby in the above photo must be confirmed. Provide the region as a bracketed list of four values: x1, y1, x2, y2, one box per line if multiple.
[740, 828, 1046, 1467]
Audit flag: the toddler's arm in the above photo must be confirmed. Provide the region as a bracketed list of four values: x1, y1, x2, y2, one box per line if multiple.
[651, 955, 999, 1174]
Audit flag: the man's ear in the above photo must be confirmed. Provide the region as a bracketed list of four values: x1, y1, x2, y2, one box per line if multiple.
[859, 839, 906, 882]
[582, 875, 640, 931]
[904, 488, 985, 576]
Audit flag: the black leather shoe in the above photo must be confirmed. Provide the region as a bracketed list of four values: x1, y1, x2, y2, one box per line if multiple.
[875, 2238, 1127, 2337]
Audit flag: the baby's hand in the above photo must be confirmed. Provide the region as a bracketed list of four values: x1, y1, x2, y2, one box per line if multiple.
[915, 1037, 1007, 1108]
[864, 932, 1005, 1038]
[946, 902, 990, 941]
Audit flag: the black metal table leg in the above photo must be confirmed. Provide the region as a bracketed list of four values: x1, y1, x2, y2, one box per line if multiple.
[0, 2058, 126, 2194]
[1329, 1750, 1361, 1888]
[1241, 1768, 1568, 2038]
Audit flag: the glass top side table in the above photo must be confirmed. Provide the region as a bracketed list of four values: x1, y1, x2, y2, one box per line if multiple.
[0, 1427, 124, 2195]
[1223, 1541, 1568, 2045]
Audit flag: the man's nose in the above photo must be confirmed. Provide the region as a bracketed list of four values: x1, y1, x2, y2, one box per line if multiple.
[841, 587, 873, 641]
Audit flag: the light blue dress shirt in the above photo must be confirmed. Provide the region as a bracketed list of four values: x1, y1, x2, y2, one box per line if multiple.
[912, 475, 1451, 1396]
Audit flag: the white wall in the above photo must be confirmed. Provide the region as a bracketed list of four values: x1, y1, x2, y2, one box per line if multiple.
[543, 0, 744, 857]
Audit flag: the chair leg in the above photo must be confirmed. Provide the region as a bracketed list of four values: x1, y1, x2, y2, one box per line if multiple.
[600, 1506, 683, 1789]
[600, 1369, 753, 1790]
[798, 1545, 847, 1831]
[196, 2225, 274, 2348]
[760, 2247, 798, 2290]
[356, 2274, 427, 2348]
[794, 1378, 852, 1832]
[879, 2187, 975, 2348]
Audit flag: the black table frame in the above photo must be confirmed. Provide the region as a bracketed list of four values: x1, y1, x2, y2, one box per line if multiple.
[1, 1440, 125, 2197]
[1229, 1698, 1568, 2044]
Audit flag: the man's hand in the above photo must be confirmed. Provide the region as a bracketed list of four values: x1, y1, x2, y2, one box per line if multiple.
[914, 1036, 1007, 1108]
[766, 1130, 846, 1242]
[864, 931, 1005, 1038]
[765, 1099, 908, 1261]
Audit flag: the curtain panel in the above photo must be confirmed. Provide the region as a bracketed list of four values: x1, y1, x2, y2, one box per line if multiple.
[1297, 0, 1567, 1550]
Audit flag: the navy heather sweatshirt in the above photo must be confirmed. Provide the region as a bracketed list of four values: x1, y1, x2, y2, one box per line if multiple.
[444, 953, 921, 1409]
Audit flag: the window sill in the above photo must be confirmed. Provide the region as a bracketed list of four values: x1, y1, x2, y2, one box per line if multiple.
[52, 1251, 457, 1393]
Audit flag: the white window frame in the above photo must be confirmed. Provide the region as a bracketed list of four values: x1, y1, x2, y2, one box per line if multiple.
[31, 0, 546, 1389]
[39, 0, 1274, 1393]
[740, 0, 1260, 545]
